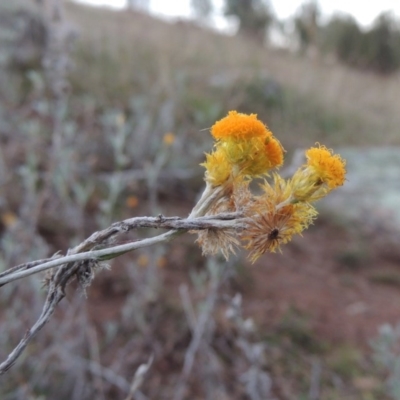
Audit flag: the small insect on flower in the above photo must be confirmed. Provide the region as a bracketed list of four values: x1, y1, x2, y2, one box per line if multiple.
[268, 228, 280, 241]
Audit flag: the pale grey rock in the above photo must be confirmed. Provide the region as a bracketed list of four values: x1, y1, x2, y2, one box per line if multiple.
[319, 147, 400, 230]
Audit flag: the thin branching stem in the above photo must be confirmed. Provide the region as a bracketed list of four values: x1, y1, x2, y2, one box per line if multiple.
[0, 213, 246, 287]
[0, 207, 247, 374]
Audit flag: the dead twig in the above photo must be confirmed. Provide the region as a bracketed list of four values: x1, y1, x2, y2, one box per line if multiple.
[0, 212, 245, 287]
[174, 259, 225, 400]
[0, 208, 245, 375]
[124, 355, 154, 400]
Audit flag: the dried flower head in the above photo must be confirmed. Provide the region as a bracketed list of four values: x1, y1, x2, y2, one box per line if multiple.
[196, 228, 239, 260]
[240, 174, 317, 261]
[231, 179, 253, 211]
[192, 188, 241, 259]
[243, 202, 317, 262]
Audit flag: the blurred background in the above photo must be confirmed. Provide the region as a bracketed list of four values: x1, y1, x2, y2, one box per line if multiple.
[2, 0, 400, 398]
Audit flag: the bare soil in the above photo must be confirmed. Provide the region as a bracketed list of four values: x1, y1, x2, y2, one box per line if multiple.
[89, 213, 400, 350]
[246, 220, 400, 346]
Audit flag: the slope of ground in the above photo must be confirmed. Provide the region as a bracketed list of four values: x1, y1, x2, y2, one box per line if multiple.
[66, 0, 400, 145]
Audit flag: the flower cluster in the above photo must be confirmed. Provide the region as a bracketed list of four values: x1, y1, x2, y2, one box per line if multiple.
[196, 111, 346, 262]
[202, 111, 284, 186]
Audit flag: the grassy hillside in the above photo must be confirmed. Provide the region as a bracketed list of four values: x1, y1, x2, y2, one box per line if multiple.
[65, 0, 400, 149]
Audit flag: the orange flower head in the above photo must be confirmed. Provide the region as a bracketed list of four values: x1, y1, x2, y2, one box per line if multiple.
[163, 132, 175, 146]
[211, 111, 271, 141]
[264, 136, 284, 169]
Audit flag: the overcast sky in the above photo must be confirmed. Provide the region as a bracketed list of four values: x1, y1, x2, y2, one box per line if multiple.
[75, 0, 400, 27]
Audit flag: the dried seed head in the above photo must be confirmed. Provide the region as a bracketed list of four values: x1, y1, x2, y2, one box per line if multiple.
[243, 203, 316, 262]
[196, 227, 239, 260]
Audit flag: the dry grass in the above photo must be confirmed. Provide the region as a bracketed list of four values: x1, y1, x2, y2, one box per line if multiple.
[264, 51, 400, 144]
[66, 0, 400, 146]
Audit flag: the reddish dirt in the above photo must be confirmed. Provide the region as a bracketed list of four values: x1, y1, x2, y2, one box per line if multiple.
[243, 220, 400, 346]
[87, 209, 400, 350]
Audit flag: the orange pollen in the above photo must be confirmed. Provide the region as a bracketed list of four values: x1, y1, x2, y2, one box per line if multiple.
[264, 137, 284, 168]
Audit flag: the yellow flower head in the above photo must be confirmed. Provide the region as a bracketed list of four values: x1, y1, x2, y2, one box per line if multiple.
[214, 135, 284, 178]
[290, 145, 346, 202]
[202, 147, 232, 186]
[305, 145, 346, 189]
[258, 173, 292, 206]
[211, 111, 271, 141]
